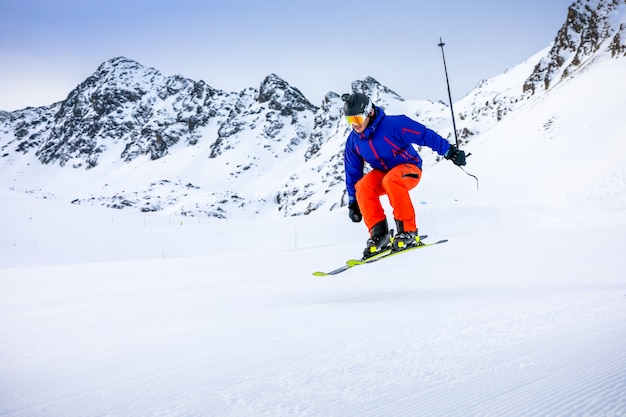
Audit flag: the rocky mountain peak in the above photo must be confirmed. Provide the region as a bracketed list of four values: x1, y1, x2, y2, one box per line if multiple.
[349, 76, 404, 110]
[32, 56, 223, 167]
[258, 73, 318, 115]
[523, 0, 626, 94]
[96, 56, 154, 77]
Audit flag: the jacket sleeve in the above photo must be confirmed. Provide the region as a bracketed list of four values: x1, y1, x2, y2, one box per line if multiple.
[344, 136, 364, 202]
[398, 115, 451, 156]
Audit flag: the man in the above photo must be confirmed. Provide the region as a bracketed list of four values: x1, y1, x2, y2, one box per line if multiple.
[342, 92, 466, 258]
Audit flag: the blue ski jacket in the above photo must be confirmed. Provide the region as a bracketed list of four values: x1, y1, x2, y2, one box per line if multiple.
[344, 106, 451, 202]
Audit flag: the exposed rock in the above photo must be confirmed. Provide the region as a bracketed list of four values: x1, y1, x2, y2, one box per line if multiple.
[524, 0, 626, 94]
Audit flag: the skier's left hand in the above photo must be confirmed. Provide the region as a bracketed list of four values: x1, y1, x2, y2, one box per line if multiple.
[445, 144, 466, 166]
[348, 201, 362, 223]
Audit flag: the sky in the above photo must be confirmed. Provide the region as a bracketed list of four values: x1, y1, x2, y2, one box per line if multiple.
[0, 0, 574, 112]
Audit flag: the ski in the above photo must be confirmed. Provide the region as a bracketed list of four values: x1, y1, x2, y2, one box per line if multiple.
[312, 235, 445, 276]
[346, 239, 448, 266]
[312, 264, 353, 276]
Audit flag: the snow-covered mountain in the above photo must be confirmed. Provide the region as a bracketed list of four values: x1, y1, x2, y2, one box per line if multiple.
[1, 0, 625, 219]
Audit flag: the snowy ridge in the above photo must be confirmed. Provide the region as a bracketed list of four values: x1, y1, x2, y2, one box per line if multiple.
[524, 0, 626, 93]
[0, 58, 321, 218]
[1, 0, 625, 219]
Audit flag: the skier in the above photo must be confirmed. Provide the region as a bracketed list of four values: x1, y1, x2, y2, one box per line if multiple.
[342, 92, 466, 258]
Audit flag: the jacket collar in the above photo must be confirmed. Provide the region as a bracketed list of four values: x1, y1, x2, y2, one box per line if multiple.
[360, 105, 385, 139]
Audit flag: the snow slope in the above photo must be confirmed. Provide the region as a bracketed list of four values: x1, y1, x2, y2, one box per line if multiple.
[2, 35, 626, 417]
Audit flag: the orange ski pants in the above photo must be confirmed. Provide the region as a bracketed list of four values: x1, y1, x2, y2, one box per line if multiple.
[355, 164, 422, 233]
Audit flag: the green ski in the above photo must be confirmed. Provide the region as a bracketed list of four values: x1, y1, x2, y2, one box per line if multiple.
[346, 239, 448, 266]
[313, 236, 446, 276]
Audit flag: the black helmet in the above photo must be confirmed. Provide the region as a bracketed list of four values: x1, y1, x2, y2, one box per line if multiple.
[342, 93, 372, 116]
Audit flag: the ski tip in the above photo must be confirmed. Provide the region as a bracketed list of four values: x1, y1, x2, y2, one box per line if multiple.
[312, 271, 328, 277]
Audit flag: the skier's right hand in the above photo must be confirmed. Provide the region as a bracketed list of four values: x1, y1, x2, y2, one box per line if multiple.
[445, 144, 467, 166]
[348, 201, 362, 223]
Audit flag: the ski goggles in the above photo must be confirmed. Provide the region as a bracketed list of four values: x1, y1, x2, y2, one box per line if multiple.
[345, 113, 369, 126]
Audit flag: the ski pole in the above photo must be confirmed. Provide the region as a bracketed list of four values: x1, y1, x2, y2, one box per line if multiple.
[438, 37, 479, 189]
[438, 37, 459, 148]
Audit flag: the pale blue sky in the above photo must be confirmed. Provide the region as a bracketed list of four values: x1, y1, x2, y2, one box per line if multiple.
[0, 0, 573, 111]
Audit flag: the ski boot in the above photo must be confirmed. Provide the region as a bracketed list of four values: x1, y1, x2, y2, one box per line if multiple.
[391, 220, 422, 252]
[363, 219, 392, 259]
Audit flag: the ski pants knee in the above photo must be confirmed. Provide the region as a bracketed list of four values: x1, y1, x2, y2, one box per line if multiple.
[355, 164, 422, 233]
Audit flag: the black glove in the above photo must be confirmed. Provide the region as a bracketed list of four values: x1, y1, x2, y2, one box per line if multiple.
[445, 144, 466, 166]
[348, 201, 362, 223]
